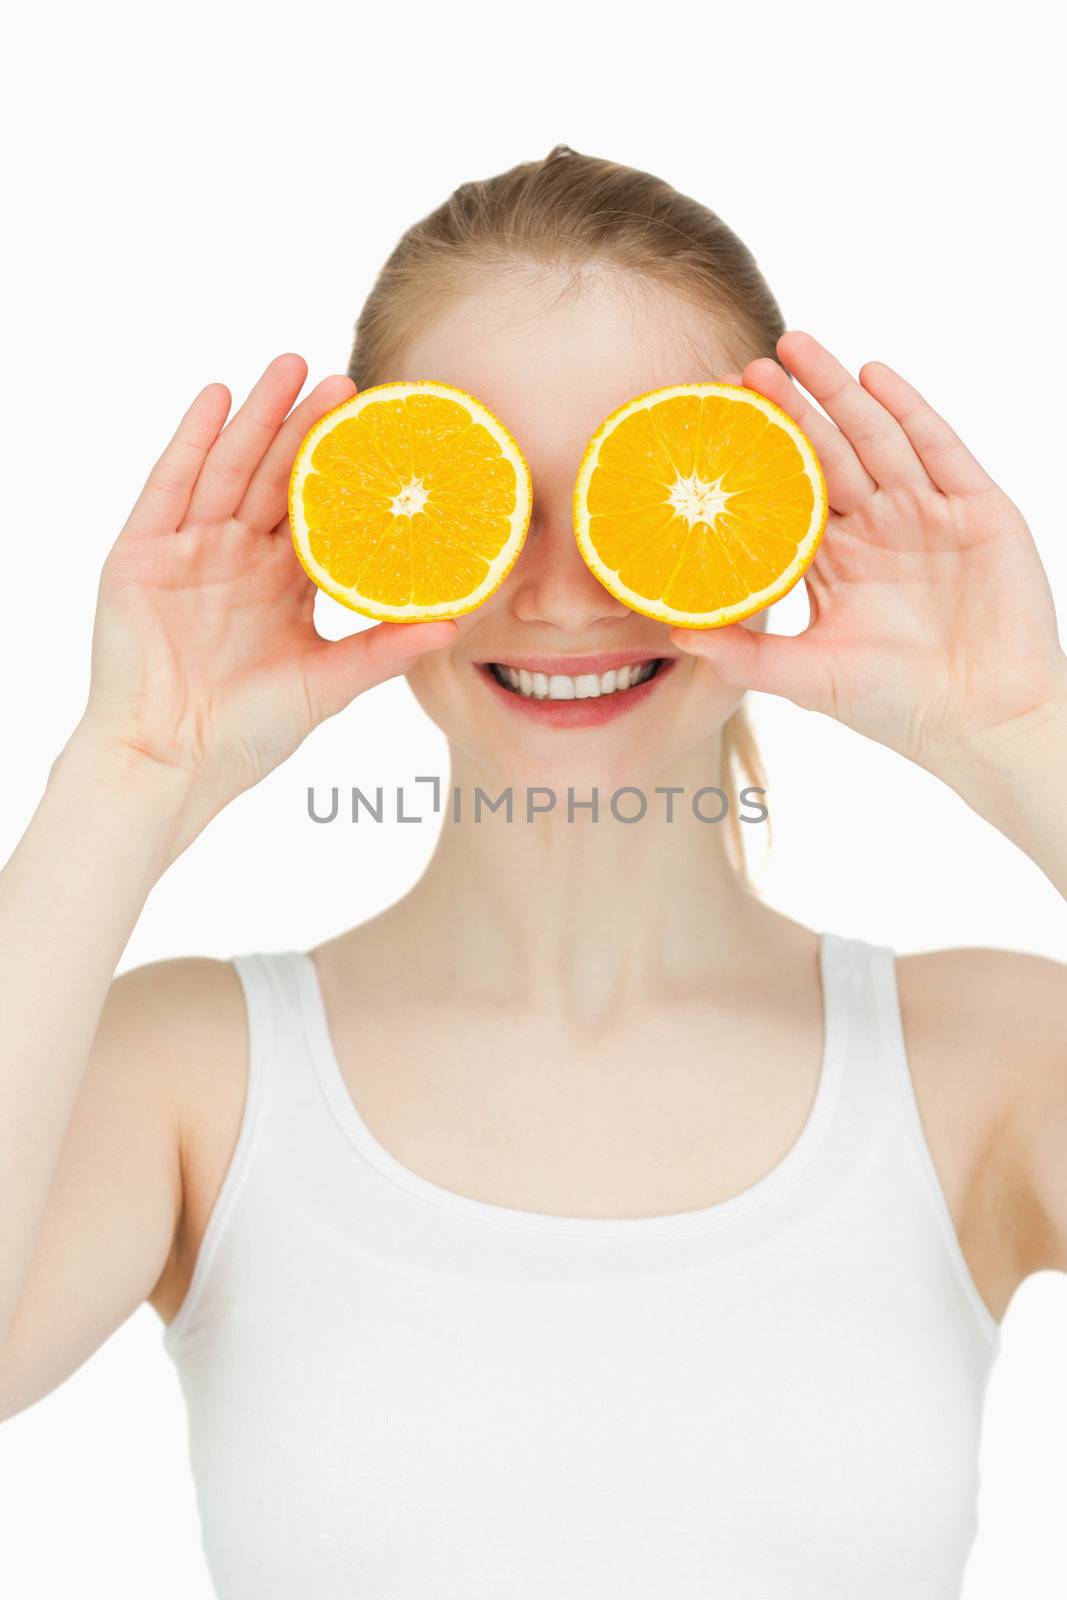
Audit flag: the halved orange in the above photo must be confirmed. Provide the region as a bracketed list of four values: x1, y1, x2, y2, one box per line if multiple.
[289, 381, 532, 622]
[573, 383, 828, 628]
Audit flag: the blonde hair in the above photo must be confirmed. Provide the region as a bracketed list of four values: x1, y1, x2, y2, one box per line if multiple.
[348, 142, 778, 882]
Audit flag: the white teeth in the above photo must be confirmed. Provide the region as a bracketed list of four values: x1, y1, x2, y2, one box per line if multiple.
[490, 660, 659, 700]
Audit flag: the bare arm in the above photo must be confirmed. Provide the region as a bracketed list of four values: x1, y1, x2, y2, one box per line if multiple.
[0, 353, 457, 1414]
[937, 691, 1067, 901]
[0, 733, 189, 1384]
[0, 951, 243, 1422]
[898, 947, 1067, 1322]
[672, 331, 1067, 900]
[1006, 954, 1067, 1279]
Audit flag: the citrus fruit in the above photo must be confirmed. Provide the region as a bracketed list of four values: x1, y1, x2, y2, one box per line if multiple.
[289, 381, 532, 622]
[573, 382, 828, 628]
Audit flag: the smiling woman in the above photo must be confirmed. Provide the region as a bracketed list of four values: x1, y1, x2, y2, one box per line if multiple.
[2, 141, 1067, 1600]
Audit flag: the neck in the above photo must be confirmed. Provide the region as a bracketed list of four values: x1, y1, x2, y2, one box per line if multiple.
[389, 735, 770, 1028]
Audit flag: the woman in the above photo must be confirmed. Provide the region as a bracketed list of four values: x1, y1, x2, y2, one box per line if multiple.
[1, 145, 1065, 1598]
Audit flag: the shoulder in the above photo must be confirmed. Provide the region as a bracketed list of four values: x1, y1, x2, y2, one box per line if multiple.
[105, 952, 245, 1028]
[896, 944, 1067, 1073]
[896, 945, 1067, 1279]
[107, 952, 242, 1013]
[104, 951, 248, 1136]
[99, 955, 247, 1098]
[97, 954, 249, 1189]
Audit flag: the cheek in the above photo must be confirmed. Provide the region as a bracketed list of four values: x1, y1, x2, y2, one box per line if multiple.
[701, 662, 748, 708]
[672, 656, 748, 738]
[402, 609, 495, 726]
[403, 654, 451, 716]
[402, 646, 481, 743]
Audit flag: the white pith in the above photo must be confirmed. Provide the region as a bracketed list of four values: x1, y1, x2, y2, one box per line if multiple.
[489, 659, 661, 700]
[390, 478, 430, 517]
[667, 470, 733, 526]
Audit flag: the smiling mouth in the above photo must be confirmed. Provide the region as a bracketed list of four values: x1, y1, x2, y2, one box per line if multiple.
[484, 658, 665, 701]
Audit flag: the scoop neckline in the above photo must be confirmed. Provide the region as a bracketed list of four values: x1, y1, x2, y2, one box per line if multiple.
[293, 931, 847, 1239]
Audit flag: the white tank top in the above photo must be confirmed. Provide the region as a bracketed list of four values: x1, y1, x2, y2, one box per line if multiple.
[162, 932, 1001, 1598]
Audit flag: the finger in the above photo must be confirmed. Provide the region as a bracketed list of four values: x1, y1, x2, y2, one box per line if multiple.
[857, 361, 997, 498]
[184, 353, 309, 526]
[776, 331, 931, 493]
[668, 618, 831, 711]
[734, 356, 875, 517]
[237, 373, 357, 534]
[119, 383, 233, 542]
[302, 618, 458, 723]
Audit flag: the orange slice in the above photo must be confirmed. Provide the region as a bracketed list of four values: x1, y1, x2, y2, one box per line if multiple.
[289, 381, 532, 622]
[573, 382, 828, 628]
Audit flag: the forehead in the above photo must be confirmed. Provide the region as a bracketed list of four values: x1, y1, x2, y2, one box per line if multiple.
[388, 264, 736, 469]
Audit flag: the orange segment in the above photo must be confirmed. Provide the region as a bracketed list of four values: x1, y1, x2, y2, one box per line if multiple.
[289, 381, 532, 621]
[573, 383, 828, 627]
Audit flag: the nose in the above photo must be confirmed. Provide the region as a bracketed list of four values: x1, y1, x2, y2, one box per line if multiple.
[506, 508, 633, 632]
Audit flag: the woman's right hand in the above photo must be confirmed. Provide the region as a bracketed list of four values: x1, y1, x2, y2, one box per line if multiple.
[69, 354, 458, 847]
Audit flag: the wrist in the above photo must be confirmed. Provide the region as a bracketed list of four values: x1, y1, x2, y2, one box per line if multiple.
[49, 718, 201, 873]
[936, 665, 1067, 843]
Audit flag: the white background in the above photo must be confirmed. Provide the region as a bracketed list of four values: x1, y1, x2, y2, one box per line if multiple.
[2, 1, 1065, 1594]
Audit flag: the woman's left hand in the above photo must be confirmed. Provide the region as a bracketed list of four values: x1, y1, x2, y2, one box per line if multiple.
[669, 331, 1067, 790]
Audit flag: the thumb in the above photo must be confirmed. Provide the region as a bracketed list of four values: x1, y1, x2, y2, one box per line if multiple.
[304, 618, 458, 722]
[668, 622, 830, 711]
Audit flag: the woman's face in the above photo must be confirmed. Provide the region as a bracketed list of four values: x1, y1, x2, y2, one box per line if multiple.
[392, 265, 760, 794]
